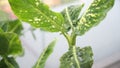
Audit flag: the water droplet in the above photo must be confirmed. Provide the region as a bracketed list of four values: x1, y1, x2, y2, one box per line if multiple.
[20, 10, 22, 12]
[25, 10, 28, 12]
[47, 20, 50, 22]
[34, 17, 41, 21]
[40, 16, 43, 18]
[52, 25, 55, 28]
[53, 16, 57, 20]
[35, 2, 39, 6]
[28, 19, 33, 21]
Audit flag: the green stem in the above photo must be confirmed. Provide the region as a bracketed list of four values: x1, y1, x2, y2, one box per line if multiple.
[71, 32, 77, 46]
[62, 30, 77, 47]
[62, 32, 71, 46]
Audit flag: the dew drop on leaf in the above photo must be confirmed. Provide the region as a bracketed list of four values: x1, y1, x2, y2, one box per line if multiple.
[52, 25, 55, 28]
[36, 2, 39, 6]
[34, 17, 41, 21]
[28, 19, 33, 22]
[19, 10, 23, 13]
[47, 20, 50, 22]
[53, 16, 57, 20]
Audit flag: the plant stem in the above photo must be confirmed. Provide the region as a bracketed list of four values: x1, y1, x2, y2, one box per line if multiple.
[62, 30, 77, 47]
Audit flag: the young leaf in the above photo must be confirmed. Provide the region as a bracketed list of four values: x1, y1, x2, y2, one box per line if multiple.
[33, 39, 57, 68]
[60, 46, 93, 68]
[76, 0, 114, 35]
[4, 33, 24, 57]
[8, 0, 64, 32]
[0, 57, 19, 68]
[61, 4, 84, 31]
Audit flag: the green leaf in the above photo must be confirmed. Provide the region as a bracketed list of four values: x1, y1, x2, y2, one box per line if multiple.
[33, 39, 56, 68]
[76, 0, 115, 35]
[61, 4, 84, 31]
[8, 0, 64, 32]
[60, 46, 93, 68]
[0, 57, 19, 68]
[0, 58, 8, 68]
[0, 28, 3, 33]
[0, 20, 23, 35]
[4, 33, 24, 57]
[0, 32, 23, 57]
[7, 20, 23, 35]
[0, 21, 8, 32]
[0, 33, 9, 56]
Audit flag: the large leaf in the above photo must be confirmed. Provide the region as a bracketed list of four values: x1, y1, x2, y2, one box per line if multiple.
[8, 0, 64, 32]
[4, 33, 24, 56]
[61, 4, 84, 31]
[33, 39, 56, 68]
[60, 46, 93, 68]
[0, 57, 19, 68]
[76, 0, 114, 35]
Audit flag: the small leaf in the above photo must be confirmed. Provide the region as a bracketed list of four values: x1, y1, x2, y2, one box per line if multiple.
[8, 0, 64, 32]
[60, 46, 93, 68]
[7, 20, 23, 35]
[33, 39, 56, 68]
[4, 33, 24, 56]
[0, 32, 23, 57]
[61, 4, 84, 31]
[76, 0, 115, 35]
[0, 33, 9, 56]
[0, 57, 19, 68]
[0, 19, 23, 35]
